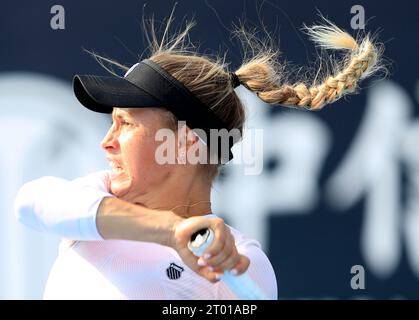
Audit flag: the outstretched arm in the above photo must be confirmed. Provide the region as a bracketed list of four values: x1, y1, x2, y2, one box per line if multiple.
[97, 196, 249, 283]
[14, 171, 111, 240]
[14, 172, 250, 282]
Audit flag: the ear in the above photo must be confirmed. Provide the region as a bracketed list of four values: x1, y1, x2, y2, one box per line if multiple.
[186, 127, 200, 148]
[175, 125, 199, 164]
[177, 125, 199, 148]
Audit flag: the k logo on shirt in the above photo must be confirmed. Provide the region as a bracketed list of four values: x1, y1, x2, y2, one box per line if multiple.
[166, 263, 184, 280]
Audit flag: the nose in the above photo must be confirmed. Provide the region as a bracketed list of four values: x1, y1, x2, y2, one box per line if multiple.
[100, 124, 119, 152]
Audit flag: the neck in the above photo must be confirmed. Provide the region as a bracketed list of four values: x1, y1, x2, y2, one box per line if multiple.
[133, 171, 212, 218]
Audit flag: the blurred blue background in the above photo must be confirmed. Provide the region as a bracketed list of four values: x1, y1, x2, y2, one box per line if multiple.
[1, 0, 419, 299]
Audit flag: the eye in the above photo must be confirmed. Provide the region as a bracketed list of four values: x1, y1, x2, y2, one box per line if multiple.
[120, 119, 133, 126]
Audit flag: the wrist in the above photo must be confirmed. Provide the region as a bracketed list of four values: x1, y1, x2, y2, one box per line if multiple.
[160, 210, 183, 248]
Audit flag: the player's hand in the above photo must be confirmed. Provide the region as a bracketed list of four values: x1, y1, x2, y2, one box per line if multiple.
[169, 216, 250, 283]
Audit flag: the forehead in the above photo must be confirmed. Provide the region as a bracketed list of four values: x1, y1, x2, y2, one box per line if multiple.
[111, 107, 168, 126]
[112, 108, 144, 118]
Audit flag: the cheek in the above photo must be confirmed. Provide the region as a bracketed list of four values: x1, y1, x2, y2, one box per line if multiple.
[122, 132, 160, 178]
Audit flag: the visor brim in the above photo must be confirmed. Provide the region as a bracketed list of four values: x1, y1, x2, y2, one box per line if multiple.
[73, 75, 163, 114]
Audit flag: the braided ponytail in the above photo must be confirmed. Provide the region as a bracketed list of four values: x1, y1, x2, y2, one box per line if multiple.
[235, 20, 382, 110]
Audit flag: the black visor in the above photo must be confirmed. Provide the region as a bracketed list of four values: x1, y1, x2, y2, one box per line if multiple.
[73, 59, 234, 162]
[73, 74, 163, 114]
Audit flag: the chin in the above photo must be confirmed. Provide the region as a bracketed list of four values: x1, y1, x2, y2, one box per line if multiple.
[110, 178, 132, 199]
[110, 179, 145, 204]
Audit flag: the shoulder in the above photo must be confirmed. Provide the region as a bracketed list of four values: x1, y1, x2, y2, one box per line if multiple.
[71, 170, 111, 192]
[227, 224, 272, 265]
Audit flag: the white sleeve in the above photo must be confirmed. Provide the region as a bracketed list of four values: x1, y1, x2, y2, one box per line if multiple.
[237, 241, 278, 300]
[14, 171, 114, 240]
[217, 237, 278, 300]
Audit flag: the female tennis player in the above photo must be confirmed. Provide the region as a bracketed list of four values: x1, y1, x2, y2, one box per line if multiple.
[14, 12, 381, 299]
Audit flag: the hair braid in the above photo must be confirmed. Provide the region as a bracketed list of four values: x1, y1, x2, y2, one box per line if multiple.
[236, 21, 382, 110]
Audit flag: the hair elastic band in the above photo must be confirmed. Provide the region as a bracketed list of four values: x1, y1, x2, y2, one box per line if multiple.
[230, 72, 241, 88]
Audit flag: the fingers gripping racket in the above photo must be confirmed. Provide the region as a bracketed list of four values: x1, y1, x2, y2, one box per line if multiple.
[188, 229, 268, 300]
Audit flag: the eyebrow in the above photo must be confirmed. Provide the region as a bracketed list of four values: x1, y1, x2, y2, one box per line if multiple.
[112, 109, 133, 120]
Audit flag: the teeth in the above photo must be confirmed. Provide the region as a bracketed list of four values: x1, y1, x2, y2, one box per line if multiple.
[109, 161, 123, 173]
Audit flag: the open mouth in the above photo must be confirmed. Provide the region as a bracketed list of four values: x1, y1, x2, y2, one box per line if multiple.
[108, 161, 124, 174]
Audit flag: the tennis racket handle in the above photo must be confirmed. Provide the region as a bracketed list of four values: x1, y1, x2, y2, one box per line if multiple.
[188, 228, 268, 300]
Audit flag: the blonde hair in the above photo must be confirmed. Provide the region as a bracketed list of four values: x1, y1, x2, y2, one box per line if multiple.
[90, 10, 383, 180]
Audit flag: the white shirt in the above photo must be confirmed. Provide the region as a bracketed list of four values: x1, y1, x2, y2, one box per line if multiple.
[14, 171, 278, 300]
